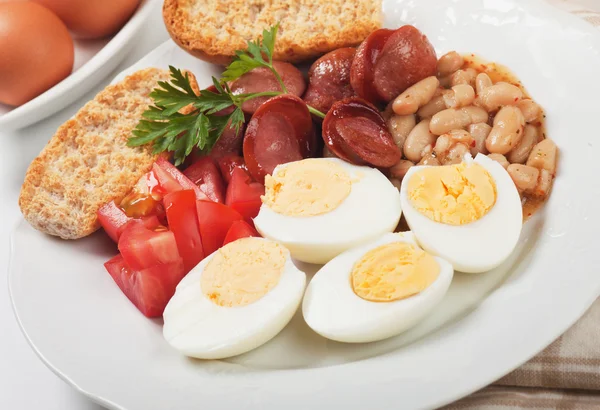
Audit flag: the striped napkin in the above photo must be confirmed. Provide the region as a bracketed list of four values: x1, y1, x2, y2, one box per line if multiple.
[446, 1, 600, 408]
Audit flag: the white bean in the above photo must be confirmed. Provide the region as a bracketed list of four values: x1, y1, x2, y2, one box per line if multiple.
[393, 76, 440, 115]
[476, 82, 523, 112]
[487, 153, 510, 169]
[450, 68, 477, 87]
[507, 125, 538, 164]
[526, 139, 558, 175]
[467, 123, 491, 156]
[434, 130, 473, 165]
[418, 153, 441, 166]
[429, 106, 488, 135]
[389, 159, 415, 180]
[475, 73, 493, 95]
[461, 106, 489, 124]
[389, 178, 403, 191]
[387, 113, 416, 151]
[404, 119, 437, 162]
[485, 106, 525, 155]
[437, 51, 464, 77]
[417, 95, 446, 118]
[443, 84, 476, 109]
[507, 164, 540, 193]
[439, 75, 452, 89]
[533, 169, 553, 198]
[516, 99, 543, 123]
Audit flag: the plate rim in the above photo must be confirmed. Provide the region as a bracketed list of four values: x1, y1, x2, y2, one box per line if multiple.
[8, 0, 600, 409]
[0, 0, 159, 131]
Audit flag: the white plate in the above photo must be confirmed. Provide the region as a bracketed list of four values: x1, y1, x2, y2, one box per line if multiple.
[9, 0, 600, 409]
[0, 0, 158, 131]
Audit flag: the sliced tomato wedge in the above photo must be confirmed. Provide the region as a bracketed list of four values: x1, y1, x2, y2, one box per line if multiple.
[223, 220, 260, 246]
[104, 254, 185, 318]
[118, 219, 180, 271]
[183, 156, 226, 203]
[196, 200, 243, 256]
[225, 167, 265, 221]
[216, 154, 247, 184]
[98, 201, 132, 243]
[164, 190, 205, 272]
[154, 157, 209, 201]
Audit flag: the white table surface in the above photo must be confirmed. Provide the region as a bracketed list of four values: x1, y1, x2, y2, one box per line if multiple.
[2, 1, 599, 409]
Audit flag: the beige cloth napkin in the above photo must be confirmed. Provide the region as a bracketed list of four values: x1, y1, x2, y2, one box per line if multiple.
[445, 1, 600, 408]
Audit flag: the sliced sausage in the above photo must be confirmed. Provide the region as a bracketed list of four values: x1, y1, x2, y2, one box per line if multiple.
[216, 154, 247, 184]
[350, 28, 395, 103]
[210, 121, 245, 157]
[230, 61, 306, 115]
[303, 47, 356, 115]
[243, 95, 316, 183]
[322, 97, 401, 167]
[372, 25, 437, 102]
[199, 86, 245, 157]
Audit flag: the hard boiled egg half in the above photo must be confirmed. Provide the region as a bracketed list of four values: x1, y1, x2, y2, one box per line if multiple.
[400, 154, 523, 273]
[303, 232, 453, 343]
[163, 237, 305, 359]
[254, 158, 402, 264]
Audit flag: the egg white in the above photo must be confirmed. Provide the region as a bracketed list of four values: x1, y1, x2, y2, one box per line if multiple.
[163, 239, 306, 359]
[254, 158, 402, 265]
[400, 154, 523, 273]
[302, 232, 454, 343]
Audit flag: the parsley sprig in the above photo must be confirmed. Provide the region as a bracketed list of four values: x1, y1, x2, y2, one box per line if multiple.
[128, 24, 325, 166]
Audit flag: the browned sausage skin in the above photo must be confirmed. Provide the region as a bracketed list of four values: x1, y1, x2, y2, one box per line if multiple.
[350, 29, 395, 104]
[230, 61, 306, 115]
[304, 47, 357, 115]
[243, 95, 316, 183]
[322, 97, 401, 167]
[372, 26, 437, 102]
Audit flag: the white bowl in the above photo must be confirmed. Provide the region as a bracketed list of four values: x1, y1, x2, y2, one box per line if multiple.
[0, 0, 159, 131]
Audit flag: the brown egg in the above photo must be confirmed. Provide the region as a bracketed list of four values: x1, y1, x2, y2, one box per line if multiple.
[32, 0, 141, 39]
[0, 2, 74, 107]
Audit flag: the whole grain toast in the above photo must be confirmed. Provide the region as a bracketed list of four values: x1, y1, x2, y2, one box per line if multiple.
[19, 67, 199, 240]
[163, 0, 382, 65]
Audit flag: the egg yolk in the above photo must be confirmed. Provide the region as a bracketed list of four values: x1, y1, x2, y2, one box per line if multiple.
[262, 159, 352, 217]
[351, 241, 440, 302]
[201, 238, 286, 307]
[407, 162, 497, 225]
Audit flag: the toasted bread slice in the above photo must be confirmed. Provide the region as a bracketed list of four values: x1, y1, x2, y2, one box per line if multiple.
[163, 0, 382, 65]
[19, 67, 198, 240]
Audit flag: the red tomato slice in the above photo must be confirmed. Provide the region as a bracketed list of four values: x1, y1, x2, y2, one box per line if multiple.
[216, 154, 247, 184]
[183, 156, 226, 203]
[196, 200, 243, 256]
[225, 167, 265, 221]
[97, 201, 132, 243]
[223, 220, 260, 246]
[164, 190, 205, 272]
[155, 157, 209, 201]
[118, 219, 180, 271]
[104, 254, 185, 318]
